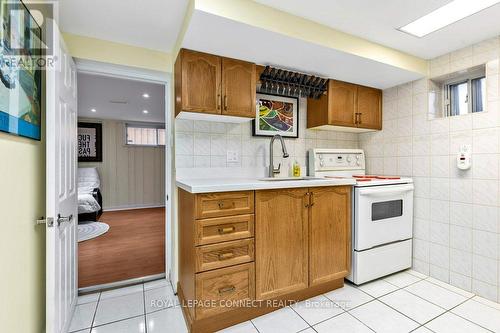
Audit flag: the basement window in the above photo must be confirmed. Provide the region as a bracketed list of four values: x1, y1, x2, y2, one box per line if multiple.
[125, 123, 165, 146]
[444, 72, 486, 117]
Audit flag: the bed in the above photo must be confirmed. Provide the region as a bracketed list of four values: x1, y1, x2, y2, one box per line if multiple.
[78, 167, 103, 222]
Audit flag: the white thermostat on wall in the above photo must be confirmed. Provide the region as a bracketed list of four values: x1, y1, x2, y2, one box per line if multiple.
[457, 144, 471, 170]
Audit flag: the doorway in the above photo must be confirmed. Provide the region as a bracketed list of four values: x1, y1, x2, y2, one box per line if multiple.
[75, 61, 173, 291]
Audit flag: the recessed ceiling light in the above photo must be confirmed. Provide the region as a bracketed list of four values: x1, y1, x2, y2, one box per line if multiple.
[142, 93, 150, 99]
[399, 0, 500, 37]
[91, 108, 96, 113]
[142, 110, 149, 114]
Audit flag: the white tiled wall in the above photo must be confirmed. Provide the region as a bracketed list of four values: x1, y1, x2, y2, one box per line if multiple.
[360, 36, 500, 303]
[175, 98, 359, 176]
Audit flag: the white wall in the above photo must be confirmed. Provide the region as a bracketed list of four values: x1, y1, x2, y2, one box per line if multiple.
[360, 36, 500, 302]
[175, 98, 359, 175]
[79, 119, 165, 210]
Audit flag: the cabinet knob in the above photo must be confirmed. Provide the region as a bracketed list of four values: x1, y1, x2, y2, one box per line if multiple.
[218, 226, 236, 234]
[218, 285, 236, 295]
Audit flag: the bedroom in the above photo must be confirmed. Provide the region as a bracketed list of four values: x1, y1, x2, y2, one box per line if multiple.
[76, 71, 167, 290]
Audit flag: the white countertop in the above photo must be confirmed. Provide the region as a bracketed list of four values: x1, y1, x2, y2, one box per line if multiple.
[176, 177, 356, 193]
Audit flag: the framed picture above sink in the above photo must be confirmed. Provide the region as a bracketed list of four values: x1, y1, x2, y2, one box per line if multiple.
[252, 93, 299, 138]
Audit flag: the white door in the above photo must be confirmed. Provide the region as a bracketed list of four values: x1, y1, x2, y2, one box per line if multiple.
[46, 25, 78, 333]
[354, 183, 414, 250]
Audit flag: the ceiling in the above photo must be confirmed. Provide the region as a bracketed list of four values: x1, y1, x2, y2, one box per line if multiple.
[59, 0, 189, 52]
[182, 11, 422, 89]
[254, 0, 500, 59]
[78, 73, 165, 123]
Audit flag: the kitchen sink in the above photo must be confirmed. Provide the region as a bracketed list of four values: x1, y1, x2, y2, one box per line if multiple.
[259, 177, 320, 181]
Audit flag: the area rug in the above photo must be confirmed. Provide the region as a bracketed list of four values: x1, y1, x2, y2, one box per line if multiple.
[78, 221, 110, 242]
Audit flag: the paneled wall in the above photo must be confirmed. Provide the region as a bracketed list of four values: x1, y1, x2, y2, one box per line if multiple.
[79, 119, 165, 210]
[360, 36, 500, 302]
[175, 98, 359, 175]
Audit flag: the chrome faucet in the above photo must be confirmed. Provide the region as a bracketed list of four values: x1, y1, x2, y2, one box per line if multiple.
[269, 134, 289, 177]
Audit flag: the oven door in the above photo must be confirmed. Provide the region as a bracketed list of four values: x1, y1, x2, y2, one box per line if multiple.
[354, 183, 414, 251]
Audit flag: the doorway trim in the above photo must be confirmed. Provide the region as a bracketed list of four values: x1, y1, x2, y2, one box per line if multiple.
[75, 58, 175, 287]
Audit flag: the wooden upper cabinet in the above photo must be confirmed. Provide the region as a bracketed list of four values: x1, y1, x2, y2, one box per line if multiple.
[178, 50, 221, 115]
[309, 186, 351, 286]
[175, 49, 256, 118]
[307, 79, 382, 131]
[255, 188, 309, 300]
[328, 80, 358, 127]
[357, 86, 382, 130]
[222, 58, 256, 118]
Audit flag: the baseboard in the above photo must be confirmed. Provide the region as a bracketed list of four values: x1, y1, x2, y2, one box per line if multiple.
[103, 204, 165, 212]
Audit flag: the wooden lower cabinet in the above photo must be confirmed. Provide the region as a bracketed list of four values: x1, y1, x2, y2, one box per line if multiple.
[178, 186, 351, 333]
[255, 188, 309, 299]
[309, 186, 351, 286]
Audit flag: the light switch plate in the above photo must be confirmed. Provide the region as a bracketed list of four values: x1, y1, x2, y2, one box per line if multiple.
[227, 150, 239, 163]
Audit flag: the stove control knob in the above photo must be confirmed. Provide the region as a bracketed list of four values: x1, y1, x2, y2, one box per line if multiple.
[356, 155, 360, 160]
[319, 160, 324, 167]
[346, 156, 352, 163]
[356, 161, 361, 166]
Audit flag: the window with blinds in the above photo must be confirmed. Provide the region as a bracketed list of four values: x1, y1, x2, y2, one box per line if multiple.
[125, 123, 165, 146]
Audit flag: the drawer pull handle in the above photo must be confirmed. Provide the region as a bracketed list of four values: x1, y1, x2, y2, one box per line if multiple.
[218, 201, 235, 209]
[218, 286, 236, 295]
[218, 252, 234, 260]
[218, 226, 235, 234]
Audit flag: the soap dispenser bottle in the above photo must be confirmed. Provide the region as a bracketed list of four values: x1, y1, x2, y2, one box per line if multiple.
[293, 160, 301, 177]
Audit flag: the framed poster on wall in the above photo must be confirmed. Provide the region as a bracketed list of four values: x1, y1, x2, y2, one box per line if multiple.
[78, 122, 102, 162]
[252, 93, 299, 138]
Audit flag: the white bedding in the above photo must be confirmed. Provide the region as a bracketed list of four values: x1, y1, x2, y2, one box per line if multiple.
[78, 167, 101, 214]
[78, 192, 101, 214]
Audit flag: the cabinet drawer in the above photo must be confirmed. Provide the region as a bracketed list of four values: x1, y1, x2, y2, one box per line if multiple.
[195, 239, 254, 272]
[196, 191, 254, 219]
[195, 263, 255, 319]
[195, 214, 254, 246]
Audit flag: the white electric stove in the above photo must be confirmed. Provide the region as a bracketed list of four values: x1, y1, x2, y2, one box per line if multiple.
[308, 149, 414, 285]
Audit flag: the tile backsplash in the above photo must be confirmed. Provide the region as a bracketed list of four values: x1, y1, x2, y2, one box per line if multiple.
[360, 36, 500, 302]
[175, 98, 359, 176]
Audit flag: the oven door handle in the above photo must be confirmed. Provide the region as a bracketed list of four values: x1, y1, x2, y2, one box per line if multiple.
[358, 184, 414, 197]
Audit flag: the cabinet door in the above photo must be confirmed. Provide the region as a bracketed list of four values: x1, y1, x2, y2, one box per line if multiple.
[181, 50, 221, 114]
[222, 58, 256, 118]
[357, 86, 382, 130]
[329, 80, 357, 127]
[309, 186, 351, 286]
[255, 188, 309, 299]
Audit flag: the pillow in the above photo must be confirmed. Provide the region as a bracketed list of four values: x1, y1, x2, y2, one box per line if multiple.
[78, 167, 101, 189]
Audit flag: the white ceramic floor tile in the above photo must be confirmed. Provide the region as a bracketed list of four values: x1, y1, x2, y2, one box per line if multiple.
[91, 316, 146, 333]
[425, 277, 475, 298]
[349, 300, 419, 333]
[146, 307, 188, 333]
[291, 295, 344, 326]
[404, 280, 468, 309]
[379, 289, 446, 324]
[472, 295, 500, 310]
[313, 312, 373, 333]
[357, 280, 399, 298]
[383, 271, 422, 288]
[100, 284, 144, 300]
[144, 279, 170, 291]
[69, 302, 97, 332]
[145, 286, 179, 313]
[251, 306, 309, 333]
[451, 299, 500, 332]
[93, 292, 145, 326]
[412, 327, 433, 333]
[216, 321, 258, 333]
[78, 293, 100, 305]
[425, 312, 490, 333]
[323, 284, 373, 310]
[407, 270, 428, 279]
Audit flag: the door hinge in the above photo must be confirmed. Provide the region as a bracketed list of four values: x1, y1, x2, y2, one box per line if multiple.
[36, 217, 54, 227]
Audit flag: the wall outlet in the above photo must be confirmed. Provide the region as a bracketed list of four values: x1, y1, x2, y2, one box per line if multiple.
[227, 150, 239, 163]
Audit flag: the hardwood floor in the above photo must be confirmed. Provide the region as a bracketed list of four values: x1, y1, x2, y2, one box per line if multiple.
[78, 208, 165, 288]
